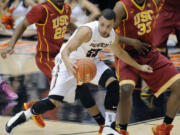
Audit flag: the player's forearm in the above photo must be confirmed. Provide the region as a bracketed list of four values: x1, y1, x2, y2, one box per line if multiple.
[117, 49, 141, 70]
[9, 22, 27, 48]
[61, 47, 73, 63]
[118, 35, 137, 46]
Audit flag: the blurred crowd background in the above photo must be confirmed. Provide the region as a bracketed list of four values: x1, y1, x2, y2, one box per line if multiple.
[0, 0, 180, 125]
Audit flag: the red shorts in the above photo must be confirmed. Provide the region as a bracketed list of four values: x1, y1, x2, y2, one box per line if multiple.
[115, 50, 180, 97]
[35, 52, 55, 83]
[153, 8, 180, 48]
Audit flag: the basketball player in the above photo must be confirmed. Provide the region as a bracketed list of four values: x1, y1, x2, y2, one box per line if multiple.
[5, 9, 152, 135]
[1, 0, 74, 82]
[1, 0, 107, 132]
[0, 0, 76, 128]
[113, 0, 180, 134]
[151, 0, 180, 134]
[0, 0, 106, 132]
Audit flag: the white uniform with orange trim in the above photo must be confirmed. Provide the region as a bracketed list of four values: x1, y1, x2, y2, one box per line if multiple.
[49, 21, 115, 103]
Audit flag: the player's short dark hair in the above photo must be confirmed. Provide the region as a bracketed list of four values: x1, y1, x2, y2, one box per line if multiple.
[101, 9, 116, 21]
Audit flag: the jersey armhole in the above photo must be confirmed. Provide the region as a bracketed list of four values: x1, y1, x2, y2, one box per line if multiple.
[152, 0, 159, 10]
[35, 5, 49, 26]
[120, 1, 128, 21]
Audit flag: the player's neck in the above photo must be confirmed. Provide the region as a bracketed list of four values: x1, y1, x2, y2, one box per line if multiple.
[134, 0, 145, 6]
[51, 0, 64, 10]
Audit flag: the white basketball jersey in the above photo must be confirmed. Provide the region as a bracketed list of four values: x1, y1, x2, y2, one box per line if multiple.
[58, 21, 115, 60]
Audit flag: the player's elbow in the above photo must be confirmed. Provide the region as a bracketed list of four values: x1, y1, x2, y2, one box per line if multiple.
[61, 47, 70, 59]
[93, 10, 101, 18]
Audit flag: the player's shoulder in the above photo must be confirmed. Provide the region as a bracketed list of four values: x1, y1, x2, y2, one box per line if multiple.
[82, 21, 98, 28]
[78, 25, 92, 34]
[30, 3, 47, 13]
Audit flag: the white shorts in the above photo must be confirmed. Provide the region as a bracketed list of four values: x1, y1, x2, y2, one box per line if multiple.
[49, 58, 109, 103]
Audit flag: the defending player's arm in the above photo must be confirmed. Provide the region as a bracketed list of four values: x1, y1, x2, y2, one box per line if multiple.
[1, 5, 45, 58]
[62, 26, 91, 74]
[0, 18, 30, 58]
[111, 34, 153, 73]
[113, 2, 150, 55]
[118, 35, 151, 55]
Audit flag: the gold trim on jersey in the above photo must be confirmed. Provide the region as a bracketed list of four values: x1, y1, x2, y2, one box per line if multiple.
[37, 32, 43, 63]
[45, 62, 52, 71]
[47, 0, 64, 14]
[36, 5, 49, 26]
[154, 73, 180, 97]
[44, 37, 50, 61]
[37, 5, 50, 62]
[131, 0, 146, 11]
[119, 80, 136, 86]
[120, 1, 129, 21]
[152, 0, 158, 9]
[158, 0, 165, 11]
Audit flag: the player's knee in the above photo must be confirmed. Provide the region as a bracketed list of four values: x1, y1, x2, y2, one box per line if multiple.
[77, 83, 96, 108]
[120, 84, 134, 100]
[171, 79, 180, 97]
[99, 69, 116, 88]
[104, 80, 119, 111]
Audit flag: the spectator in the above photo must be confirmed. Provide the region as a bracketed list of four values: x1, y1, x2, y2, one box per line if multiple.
[66, 0, 100, 27]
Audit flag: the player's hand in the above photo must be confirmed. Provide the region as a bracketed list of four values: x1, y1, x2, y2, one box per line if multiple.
[139, 65, 153, 73]
[0, 46, 14, 59]
[133, 39, 151, 55]
[64, 58, 78, 74]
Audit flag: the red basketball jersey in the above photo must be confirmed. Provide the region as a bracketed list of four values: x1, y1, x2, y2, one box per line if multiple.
[26, 0, 71, 61]
[116, 0, 158, 52]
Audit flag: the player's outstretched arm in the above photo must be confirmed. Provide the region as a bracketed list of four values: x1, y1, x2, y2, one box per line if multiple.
[111, 35, 153, 73]
[10, 18, 30, 49]
[1, 18, 30, 58]
[118, 35, 151, 55]
[61, 26, 91, 74]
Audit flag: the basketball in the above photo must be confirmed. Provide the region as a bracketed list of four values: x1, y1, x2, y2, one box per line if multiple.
[74, 57, 97, 83]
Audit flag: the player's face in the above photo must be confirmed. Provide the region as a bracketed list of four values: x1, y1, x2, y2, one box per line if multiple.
[52, 0, 64, 8]
[98, 16, 114, 38]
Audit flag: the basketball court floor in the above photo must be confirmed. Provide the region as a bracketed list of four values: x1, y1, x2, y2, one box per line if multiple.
[0, 115, 180, 135]
[0, 39, 180, 135]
